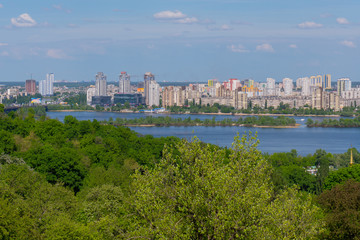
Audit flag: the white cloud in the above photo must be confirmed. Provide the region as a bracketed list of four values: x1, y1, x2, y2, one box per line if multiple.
[154, 10, 199, 24]
[220, 24, 232, 30]
[228, 44, 249, 53]
[0, 51, 9, 56]
[47, 49, 68, 59]
[289, 44, 297, 49]
[336, 17, 349, 25]
[11, 13, 37, 27]
[256, 43, 274, 52]
[340, 40, 356, 48]
[298, 21, 323, 29]
[0, 43, 8, 46]
[174, 17, 198, 24]
[154, 10, 186, 19]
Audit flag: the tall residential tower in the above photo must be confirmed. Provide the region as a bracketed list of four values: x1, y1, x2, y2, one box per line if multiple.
[39, 73, 54, 96]
[119, 72, 131, 94]
[95, 72, 107, 96]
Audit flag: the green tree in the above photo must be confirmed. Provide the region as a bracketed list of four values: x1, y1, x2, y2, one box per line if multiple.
[0, 130, 17, 154]
[318, 180, 360, 240]
[324, 164, 360, 190]
[127, 134, 324, 239]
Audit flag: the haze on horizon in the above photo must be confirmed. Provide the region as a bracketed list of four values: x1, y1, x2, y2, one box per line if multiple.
[0, 0, 359, 83]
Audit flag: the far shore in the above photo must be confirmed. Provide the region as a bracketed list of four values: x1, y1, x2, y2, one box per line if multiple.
[111, 123, 301, 129]
[48, 109, 341, 118]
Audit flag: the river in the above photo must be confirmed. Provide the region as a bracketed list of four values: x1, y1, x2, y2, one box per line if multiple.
[47, 111, 359, 155]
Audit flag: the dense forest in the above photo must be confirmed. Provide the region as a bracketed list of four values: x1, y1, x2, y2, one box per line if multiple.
[101, 115, 297, 127]
[1, 104, 360, 239]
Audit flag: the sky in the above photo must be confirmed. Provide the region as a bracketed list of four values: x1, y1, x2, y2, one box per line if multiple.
[0, 0, 359, 82]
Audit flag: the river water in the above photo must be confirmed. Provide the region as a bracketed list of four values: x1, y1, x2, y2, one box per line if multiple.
[47, 111, 359, 155]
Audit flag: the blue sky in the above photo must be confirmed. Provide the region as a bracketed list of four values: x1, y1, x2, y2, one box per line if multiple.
[0, 0, 359, 82]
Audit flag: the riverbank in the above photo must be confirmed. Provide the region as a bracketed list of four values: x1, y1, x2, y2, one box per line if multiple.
[102, 115, 298, 128]
[117, 123, 301, 128]
[48, 109, 341, 117]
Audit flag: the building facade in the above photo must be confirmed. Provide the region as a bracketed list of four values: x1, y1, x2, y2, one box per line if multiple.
[119, 72, 131, 94]
[39, 73, 54, 96]
[144, 72, 155, 105]
[95, 72, 107, 96]
[25, 79, 36, 95]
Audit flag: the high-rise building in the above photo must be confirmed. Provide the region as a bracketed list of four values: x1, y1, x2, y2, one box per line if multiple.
[282, 78, 293, 96]
[266, 78, 276, 96]
[148, 80, 160, 107]
[337, 77, 351, 97]
[323, 74, 331, 90]
[300, 77, 311, 96]
[144, 72, 155, 105]
[229, 79, 240, 91]
[119, 72, 131, 94]
[95, 72, 107, 96]
[39, 73, 54, 96]
[234, 91, 248, 109]
[312, 87, 339, 111]
[25, 79, 36, 95]
[87, 87, 96, 105]
[310, 75, 322, 88]
[208, 79, 214, 87]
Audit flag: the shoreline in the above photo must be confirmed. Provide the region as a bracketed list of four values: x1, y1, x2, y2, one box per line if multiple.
[111, 123, 301, 129]
[48, 110, 340, 117]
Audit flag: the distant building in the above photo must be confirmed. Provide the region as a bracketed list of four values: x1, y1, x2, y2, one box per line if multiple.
[208, 79, 214, 87]
[113, 93, 145, 106]
[119, 72, 131, 94]
[144, 72, 155, 105]
[312, 87, 339, 111]
[25, 79, 36, 95]
[323, 74, 331, 90]
[337, 77, 351, 97]
[234, 91, 248, 109]
[87, 87, 96, 105]
[91, 96, 111, 106]
[282, 78, 293, 96]
[148, 80, 160, 107]
[310, 75, 322, 88]
[39, 73, 54, 96]
[95, 72, 107, 96]
[266, 78, 276, 96]
[300, 77, 311, 96]
[229, 79, 241, 91]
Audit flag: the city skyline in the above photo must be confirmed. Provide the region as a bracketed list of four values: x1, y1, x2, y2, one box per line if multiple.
[0, 0, 359, 82]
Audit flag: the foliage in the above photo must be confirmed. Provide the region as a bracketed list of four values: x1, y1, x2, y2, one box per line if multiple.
[318, 180, 360, 239]
[128, 134, 324, 239]
[307, 116, 360, 128]
[324, 164, 360, 190]
[103, 115, 297, 127]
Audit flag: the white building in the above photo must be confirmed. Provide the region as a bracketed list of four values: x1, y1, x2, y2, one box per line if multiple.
[337, 78, 351, 97]
[266, 78, 276, 96]
[95, 72, 107, 96]
[148, 80, 160, 107]
[87, 87, 96, 105]
[282, 78, 293, 96]
[300, 77, 311, 96]
[119, 72, 131, 94]
[39, 73, 54, 96]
